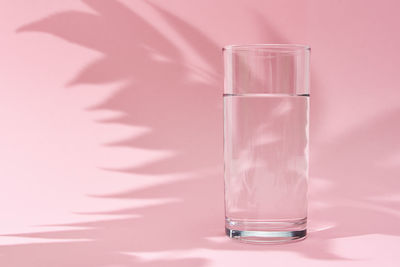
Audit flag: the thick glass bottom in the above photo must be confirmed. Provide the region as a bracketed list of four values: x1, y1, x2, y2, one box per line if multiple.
[225, 217, 307, 244]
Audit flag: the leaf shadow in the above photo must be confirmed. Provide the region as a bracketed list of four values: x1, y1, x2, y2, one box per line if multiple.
[2, 0, 400, 265]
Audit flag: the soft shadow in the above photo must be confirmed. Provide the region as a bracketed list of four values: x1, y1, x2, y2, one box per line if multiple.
[2, 0, 400, 265]
[311, 107, 400, 238]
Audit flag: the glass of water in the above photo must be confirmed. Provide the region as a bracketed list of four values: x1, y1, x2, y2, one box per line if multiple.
[223, 44, 310, 243]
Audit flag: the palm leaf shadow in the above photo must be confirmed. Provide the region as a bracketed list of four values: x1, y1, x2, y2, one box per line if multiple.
[4, 0, 400, 265]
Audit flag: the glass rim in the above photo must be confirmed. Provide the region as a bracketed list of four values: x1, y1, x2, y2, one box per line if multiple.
[223, 44, 311, 53]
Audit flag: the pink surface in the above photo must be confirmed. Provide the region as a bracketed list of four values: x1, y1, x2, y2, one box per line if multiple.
[0, 0, 399, 266]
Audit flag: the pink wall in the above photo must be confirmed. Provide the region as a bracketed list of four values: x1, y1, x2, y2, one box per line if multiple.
[1, 0, 399, 266]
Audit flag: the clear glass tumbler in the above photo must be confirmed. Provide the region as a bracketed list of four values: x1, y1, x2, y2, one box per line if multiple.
[223, 44, 310, 243]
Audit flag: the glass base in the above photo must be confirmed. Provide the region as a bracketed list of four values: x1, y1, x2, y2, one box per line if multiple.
[225, 218, 307, 244]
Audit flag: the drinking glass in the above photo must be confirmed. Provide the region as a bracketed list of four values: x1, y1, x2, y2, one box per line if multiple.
[223, 44, 310, 243]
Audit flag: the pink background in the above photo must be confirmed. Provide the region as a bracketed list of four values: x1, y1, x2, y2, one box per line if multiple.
[1, 0, 400, 266]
